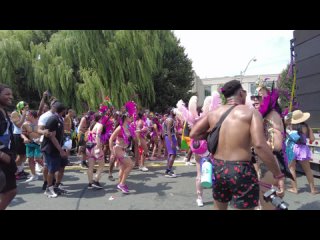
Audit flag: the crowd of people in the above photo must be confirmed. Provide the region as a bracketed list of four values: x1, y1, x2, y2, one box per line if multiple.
[0, 84, 189, 209]
[0, 78, 318, 210]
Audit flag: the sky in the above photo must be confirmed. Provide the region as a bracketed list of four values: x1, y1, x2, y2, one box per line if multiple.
[173, 30, 294, 79]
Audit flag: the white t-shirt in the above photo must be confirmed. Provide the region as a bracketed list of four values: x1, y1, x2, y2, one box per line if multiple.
[38, 111, 54, 127]
[38, 111, 54, 143]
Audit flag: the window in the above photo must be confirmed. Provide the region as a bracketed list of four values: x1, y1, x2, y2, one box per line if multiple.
[204, 89, 211, 97]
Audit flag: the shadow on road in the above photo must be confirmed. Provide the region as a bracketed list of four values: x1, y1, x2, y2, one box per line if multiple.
[296, 201, 320, 210]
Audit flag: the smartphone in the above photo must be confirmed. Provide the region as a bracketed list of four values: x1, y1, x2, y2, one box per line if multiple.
[47, 90, 51, 98]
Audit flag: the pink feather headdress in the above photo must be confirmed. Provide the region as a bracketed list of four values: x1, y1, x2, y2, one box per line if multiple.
[125, 101, 137, 118]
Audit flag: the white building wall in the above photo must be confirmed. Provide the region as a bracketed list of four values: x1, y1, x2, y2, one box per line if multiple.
[195, 74, 279, 102]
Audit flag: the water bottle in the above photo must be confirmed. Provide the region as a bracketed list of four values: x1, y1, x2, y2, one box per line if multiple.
[200, 157, 213, 188]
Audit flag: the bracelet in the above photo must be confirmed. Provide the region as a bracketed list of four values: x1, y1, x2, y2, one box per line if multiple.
[274, 173, 285, 179]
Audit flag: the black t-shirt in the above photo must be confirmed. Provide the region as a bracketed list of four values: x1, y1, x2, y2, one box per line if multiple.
[0, 110, 14, 155]
[41, 114, 64, 156]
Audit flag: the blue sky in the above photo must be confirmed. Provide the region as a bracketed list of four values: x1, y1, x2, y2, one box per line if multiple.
[173, 30, 294, 79]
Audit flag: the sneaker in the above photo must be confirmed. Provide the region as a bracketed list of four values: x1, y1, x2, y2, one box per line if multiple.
[42, 181, 48, 190]
[24, 174, 39, 183]
[117, 184, 129, 194]
[92, 181, 103, 189]
[185, 161, 195, 166]
[88, 183, 93, 189]
[57, 183, 67, 190]
[139, 166, 149, 172]
[21, 171, 30, 177]
[54, 187, 69, 195]
[35, 163, 43, 173]
[165, 171, 177, 178]
[44, 186, 58, 198]
[108, 175, 115, 181]
[196, 198, 204, 207]
[15, 171, 28, 180]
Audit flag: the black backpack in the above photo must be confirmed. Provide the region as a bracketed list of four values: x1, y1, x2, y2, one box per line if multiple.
[207, 106, 236, 154]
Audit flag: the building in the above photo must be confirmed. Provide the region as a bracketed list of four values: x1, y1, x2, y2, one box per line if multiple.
[193, 74, 279, 104]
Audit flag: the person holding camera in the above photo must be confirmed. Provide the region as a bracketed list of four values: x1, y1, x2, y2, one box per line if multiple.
[190, 80, 285, 210]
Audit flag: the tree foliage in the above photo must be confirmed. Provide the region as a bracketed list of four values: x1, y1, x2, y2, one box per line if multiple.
[150, 31, 195, 112]
[0, 30, 195, 114]
[277, 63, 297, 112]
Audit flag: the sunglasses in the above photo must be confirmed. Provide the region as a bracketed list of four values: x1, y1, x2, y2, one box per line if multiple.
[250, 96, 262, 101]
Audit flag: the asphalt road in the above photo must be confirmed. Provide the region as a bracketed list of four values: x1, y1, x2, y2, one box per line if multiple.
[7, 154, 320, 210]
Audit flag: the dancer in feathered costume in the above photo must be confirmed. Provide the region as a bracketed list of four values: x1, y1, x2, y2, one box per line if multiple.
[97, 97, 117, 181]
[176, 93, 221, 207]
[254, 78, 294, 209]
[134, 111, 150, 172]
[150, 115, 163, 160]
[108, 100, 137, 194]
[85, 112, 107, 189]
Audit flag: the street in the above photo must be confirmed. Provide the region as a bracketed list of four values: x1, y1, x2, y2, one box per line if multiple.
[7, 154, 320, 210]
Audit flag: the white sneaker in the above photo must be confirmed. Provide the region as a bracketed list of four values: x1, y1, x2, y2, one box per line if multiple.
[185, 161, 195, 166]
[24, 174, 39, 183]
[35, 163, 43, 173]
[139, 166, 149, 172]
[44, 186, 58, 198]
[196, 198, 204, 207]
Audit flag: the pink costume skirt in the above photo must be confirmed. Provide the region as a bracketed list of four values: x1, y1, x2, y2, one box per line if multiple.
[86, 146, 104, 161]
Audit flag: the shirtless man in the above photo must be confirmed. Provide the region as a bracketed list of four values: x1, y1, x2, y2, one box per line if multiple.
[21, 110, 43, 182]
[190, 80, 285, 210]
[77, 111, 94, 168]
[63, 109, 75, 156]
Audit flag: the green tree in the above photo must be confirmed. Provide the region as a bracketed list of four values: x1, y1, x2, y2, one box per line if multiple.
[277, 63, 296, 112]
[0, 30, 195, 114]
[151, 31, 195, 113]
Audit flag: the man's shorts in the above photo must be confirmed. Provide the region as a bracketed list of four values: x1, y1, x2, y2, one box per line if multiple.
[165, 135, 177, 155]
[26, 142, 42, 159]
[212, 159, 259, 209]
[43, 153, 62, 173]
[13, 134, 26, 155]
[0, 152, 17, 193]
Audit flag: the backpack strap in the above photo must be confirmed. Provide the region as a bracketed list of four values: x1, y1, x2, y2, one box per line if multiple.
[213, 105, 236, 129]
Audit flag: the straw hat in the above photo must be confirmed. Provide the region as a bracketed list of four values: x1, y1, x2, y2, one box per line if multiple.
[291, 110, 310, 124]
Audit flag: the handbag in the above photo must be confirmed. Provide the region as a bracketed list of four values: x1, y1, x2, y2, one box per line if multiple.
[207, 106, 236, 154]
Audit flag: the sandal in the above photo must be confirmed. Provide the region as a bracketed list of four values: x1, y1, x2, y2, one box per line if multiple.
[108, 175, 115, 181]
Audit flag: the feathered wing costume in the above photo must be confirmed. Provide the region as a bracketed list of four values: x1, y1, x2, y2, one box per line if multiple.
[98, 97, 115, 144]
[176, 93, 222, 156]
[257, 81, 294, 180]
[120, 101, 137, 145]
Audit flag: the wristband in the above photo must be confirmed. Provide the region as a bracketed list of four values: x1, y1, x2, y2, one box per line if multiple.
[274, 173, 285, 179]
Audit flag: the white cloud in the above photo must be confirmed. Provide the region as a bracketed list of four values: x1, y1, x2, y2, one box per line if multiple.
[174, 30, 294, 78]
